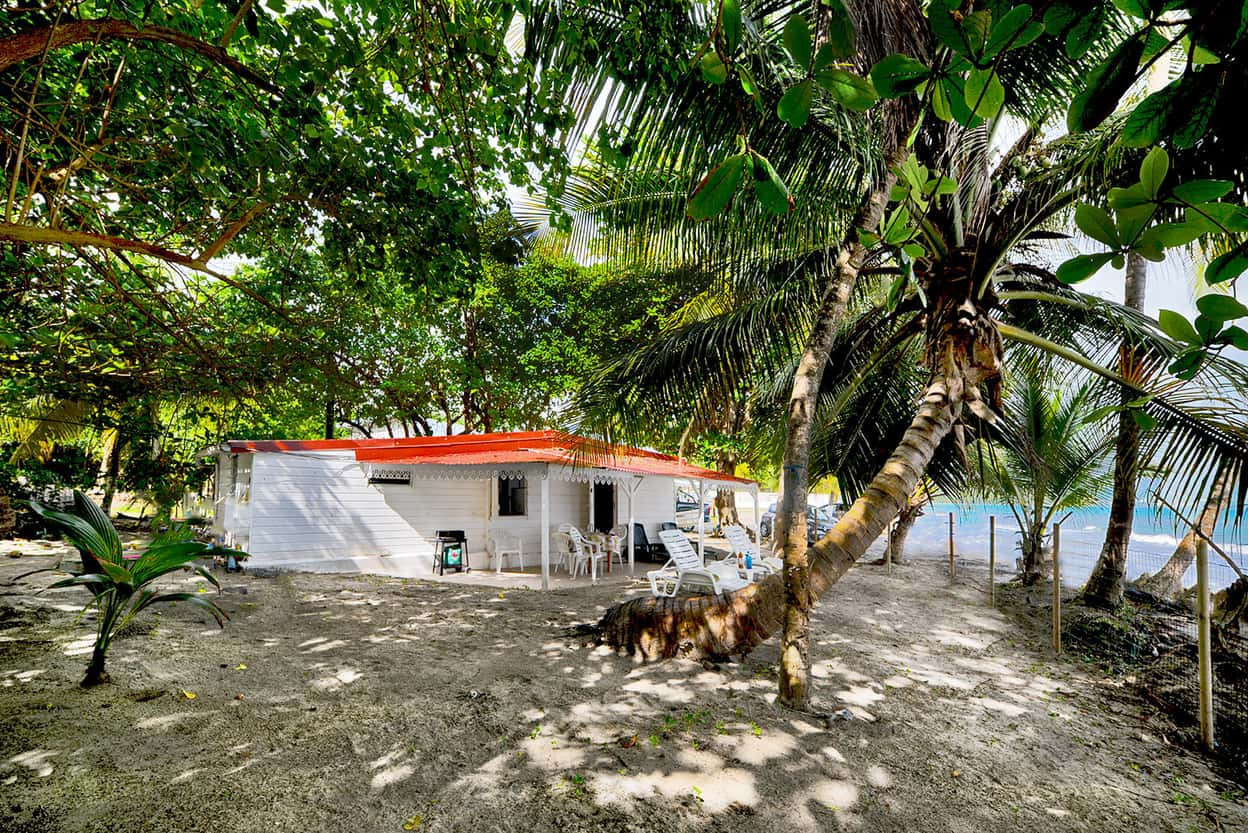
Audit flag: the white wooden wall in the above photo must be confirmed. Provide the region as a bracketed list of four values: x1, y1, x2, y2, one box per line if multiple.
[218, 450, 694, 578]
[245, 451, 487, 576]
[485, 476, 586, 568]
[628, 476, 677, 540]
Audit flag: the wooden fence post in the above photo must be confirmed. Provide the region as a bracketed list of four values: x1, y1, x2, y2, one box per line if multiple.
[1197, 539, 1215, 751]
[988, 515, 996, 607]
[1052, 521, 1061, 655]
[885, 518, 893, 576]
[948, 511, 955, 579]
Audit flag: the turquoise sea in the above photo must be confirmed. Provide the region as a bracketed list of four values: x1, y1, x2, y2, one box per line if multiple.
[910, 501, 1246, 593]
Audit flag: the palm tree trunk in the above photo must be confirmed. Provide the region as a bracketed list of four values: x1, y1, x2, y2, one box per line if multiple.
[776, 149, 909, 709]
[100, 431, 123, 515]
[599, 285, 1001, 667]
[1138, 464, 1232, 599]
[886, 498, 922, 563]
[1083, 253, 1147, 608]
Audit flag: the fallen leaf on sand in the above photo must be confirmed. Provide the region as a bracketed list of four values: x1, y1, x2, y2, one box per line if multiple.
[402, 814, 421, 830]
[951, 769, 962, 778]
[618, 734, 638, 749]
[182, 690, 196, 700]
[235, 663, 247, 670]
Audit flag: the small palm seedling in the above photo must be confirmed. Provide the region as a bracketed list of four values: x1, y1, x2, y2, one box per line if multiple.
[25, 491, 244, 687]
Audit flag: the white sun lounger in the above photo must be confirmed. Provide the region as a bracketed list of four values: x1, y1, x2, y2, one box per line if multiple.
[648, 528, 750, 597]
[722, 524, 784, 575]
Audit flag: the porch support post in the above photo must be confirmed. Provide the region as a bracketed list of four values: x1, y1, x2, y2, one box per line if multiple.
[697, 479, 706, 564]
[752, 484, 760, 541]
[540, 466, 550, 591]
[627, 476, 640, 573]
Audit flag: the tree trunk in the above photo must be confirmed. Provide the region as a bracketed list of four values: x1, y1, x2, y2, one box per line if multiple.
[1020, 519, 1049, 585]
[714, 451, 740, 528]
[1138, 464, 1233, 599]
[81, 645, 110, 688]
[1083, 253, 1147, 608]
[100, 431, 123, 515]
[600, 280, 1001, 671]
[886, 498, 922, 563]
[775, 149, 910, 709]
[323, 400, 335, 440]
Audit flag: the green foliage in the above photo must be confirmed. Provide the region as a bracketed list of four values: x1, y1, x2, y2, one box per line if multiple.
[25, 491, 243, 686]
[971, 365, 1116, 572]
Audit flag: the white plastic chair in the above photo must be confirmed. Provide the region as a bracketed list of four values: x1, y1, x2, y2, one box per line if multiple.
[488, 533, 524, 574]
[566, 526, 606, 579]
[551, 531, 575, 573]
[723, 524, 783, 575]
[648, 529, 750, 597]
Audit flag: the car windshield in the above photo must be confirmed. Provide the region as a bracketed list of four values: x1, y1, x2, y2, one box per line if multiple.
[810, 505, 835, 522]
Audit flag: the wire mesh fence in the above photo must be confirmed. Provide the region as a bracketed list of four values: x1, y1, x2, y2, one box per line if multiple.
[1042, 526, 1246, 783]
[895, 505, 1246, 782]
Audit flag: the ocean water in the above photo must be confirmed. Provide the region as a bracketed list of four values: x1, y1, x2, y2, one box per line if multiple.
[907, 502, 1246, 593]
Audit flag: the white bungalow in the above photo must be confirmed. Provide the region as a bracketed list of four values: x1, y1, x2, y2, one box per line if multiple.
[213, 430, 758, 588]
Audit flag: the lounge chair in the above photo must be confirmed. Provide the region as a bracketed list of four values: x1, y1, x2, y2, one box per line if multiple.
[648, 529, 750, 597]
[630, 523, 667, 563]
[722, 524, 783, 575]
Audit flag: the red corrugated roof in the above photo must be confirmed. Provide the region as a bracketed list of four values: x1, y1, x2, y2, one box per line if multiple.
[227, 431, 755, 485]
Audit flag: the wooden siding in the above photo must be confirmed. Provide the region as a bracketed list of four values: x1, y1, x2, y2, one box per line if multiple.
[222, 451, 690, 577]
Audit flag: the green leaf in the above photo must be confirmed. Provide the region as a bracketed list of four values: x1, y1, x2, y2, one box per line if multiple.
[1107, 183, 1154, 210]
[1195, 294, 1248, 322]
[699, 51, 728, 85]
[1064, 4, 1108, 59]
[782, 14, 812, 68]
[886, 272, 907, 312]
[1115, 203, 1155, 244]
[777, 79, 815, 128]
[1220, 325, 1248, 350]
[738, 65, 761, 109]
[870, 54, 930, 98]
[1113, 0, 1150, 18]
[1185, 203, 1248, 234]
[815, 69, 878, 112]
[882, 204, 912, 245]
[902, 242, 926, 259]
[1056, 252, 1115, 284]
[985, 5, 1037, 58]
[1074, 204, 1119, 248]
[964, 68, 1005, 118]
[821, 0, 855, 58]
[1207, 250, 1248, 285]
[1194, 314, 1220, 343]
[721, 0, 742, 52]
[1130, 410, 1158, 431]
[1157, 309, 1202, 345]
[1171, 179, 1234, 203]
[1139, 146, 1169, 198]
[750, 152, 794, 215]
[1168, 347, 1206, 380]
[1138, 222, 1204, 250]
[687, 154, 750, 220]
[1067, 35, 1146, 132]
[1121, 79, 1181, 147]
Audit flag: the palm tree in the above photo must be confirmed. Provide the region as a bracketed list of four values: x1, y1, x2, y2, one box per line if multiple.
[529, 0, 1248, 709]
[972, 366, 1116, 583]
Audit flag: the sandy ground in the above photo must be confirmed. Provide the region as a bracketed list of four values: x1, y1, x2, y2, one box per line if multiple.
[1, 537, 1245, 833]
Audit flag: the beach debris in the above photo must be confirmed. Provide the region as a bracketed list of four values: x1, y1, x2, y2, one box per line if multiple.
[182, 690, 196, 700]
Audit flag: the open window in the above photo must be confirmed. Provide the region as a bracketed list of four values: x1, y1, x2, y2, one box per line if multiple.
[498, 476, 527, 516]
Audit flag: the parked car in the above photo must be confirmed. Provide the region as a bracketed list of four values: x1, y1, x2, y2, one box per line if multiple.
[759, 502, 838, 544]
[674, 492, 713, 531]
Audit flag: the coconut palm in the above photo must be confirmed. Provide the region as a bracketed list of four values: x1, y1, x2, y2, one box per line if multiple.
[527, 0, 1248, 709]
[971, 366, 1116, 583]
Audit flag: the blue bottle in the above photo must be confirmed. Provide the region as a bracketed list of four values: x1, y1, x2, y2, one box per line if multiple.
[745, 553, 753, 570]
